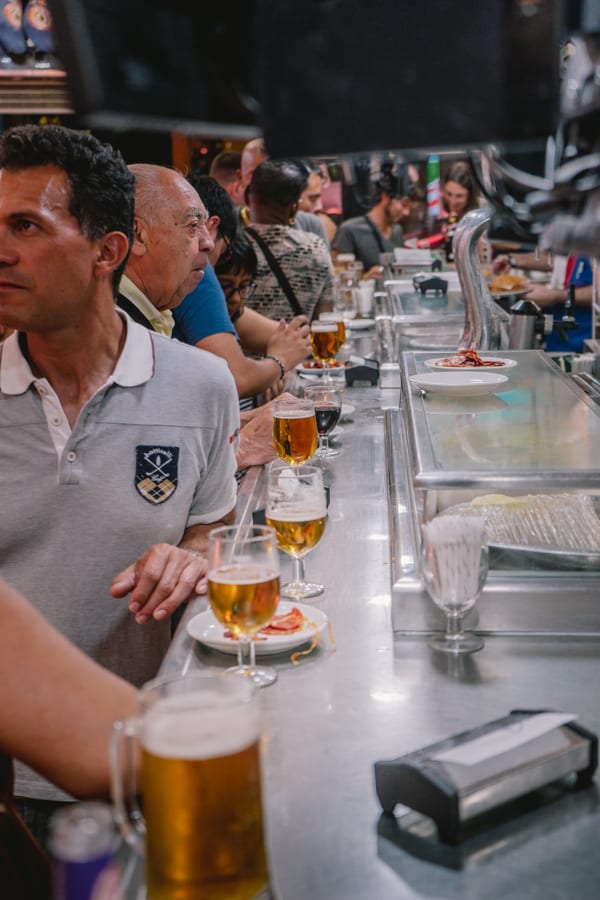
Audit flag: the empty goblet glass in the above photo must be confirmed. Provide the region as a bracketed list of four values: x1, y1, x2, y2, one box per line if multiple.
[421, 515, 488, 654]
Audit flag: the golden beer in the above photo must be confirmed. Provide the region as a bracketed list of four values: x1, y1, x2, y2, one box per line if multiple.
[319, 313, 346, 346]
[310, 322, 340, 364]
[208, 564, 280, 636]
[273, 410, 317, 465]
[266, 513, 326, 557]
[142, 694, 267, 900]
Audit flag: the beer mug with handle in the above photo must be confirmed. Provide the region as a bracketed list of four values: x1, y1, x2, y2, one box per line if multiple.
[111, 670, 271, 900]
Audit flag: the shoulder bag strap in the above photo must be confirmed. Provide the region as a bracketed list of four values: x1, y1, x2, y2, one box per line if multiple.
[362, 215, 386, 253]
[245, 227, 304, 317]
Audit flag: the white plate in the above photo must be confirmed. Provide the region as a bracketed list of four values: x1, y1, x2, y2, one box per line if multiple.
[187, 601, 329, 657]
[346, 318, 375, 330]
[424, 356, 518, 372]
[409, 371, 509, 397]
[340, 403, 355, 418]
[296, 363, 347, 377]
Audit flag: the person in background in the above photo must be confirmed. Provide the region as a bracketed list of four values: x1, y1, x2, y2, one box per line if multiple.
[243, 160, 334, 323]
[238, 139, 329, 246]
[298, 167, 338, 244]
[209, 149, 245, 207]
[331, 169, 409, 274]
[171, 174, 311, 400]
[440, 160, 480, 222]
[492, 251, 593, 353]
[0, 125, 238, 842]
[239, 137, 268, 197]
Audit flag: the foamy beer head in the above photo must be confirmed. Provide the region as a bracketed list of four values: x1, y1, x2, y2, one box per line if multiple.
[310, 321, 340, 363]
[139, 672, 268, 900]
[320, 312, 346, 345]
[141, 676, 260, 758]
[266, 464, 327, 557]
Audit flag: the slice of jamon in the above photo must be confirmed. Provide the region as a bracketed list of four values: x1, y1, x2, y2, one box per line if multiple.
[260, 607, 306, 634]
[437, 348, 504, 368]
[223, 606, 307, 640]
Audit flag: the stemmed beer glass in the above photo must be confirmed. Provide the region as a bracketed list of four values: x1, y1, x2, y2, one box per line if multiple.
[272, 396, 318, 466]
[310, 320, 341, 381]
[420, 515, 488, 654]
[266, 465, 327, 600]
[207, 524, 280, 686]
[303, 384, 342, 459]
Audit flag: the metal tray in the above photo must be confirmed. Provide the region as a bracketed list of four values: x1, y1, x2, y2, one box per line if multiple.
[489, 543, 600, 572]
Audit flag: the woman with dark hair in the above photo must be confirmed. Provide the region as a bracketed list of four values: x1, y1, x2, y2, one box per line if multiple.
[435, 160, 481, 260]
[441, 160, 480, 221]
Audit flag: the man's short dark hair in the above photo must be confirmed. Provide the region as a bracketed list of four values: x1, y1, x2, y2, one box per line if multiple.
[187, 174, 238, 243]
[215, 233, 257, 280]
[247, 160, 307, 209]
[0, 124, 134, 297]
[209, 151, 241, 182]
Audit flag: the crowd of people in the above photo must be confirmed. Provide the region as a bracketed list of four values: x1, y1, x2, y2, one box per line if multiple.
[0, 122, 594, 890]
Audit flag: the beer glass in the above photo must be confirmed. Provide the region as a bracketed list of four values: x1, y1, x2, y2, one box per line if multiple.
[266, 465, 326, 600]
[272, 396, 317, 466]
[309, 321, 340, 381]
[208, 525, 280, 687]
[319, 311, 349, 351]
[111, 671, 270, 900]
[303, 384, 342, 459]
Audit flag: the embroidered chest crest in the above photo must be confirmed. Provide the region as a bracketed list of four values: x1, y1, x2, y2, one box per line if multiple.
[135, 446, 179, 505]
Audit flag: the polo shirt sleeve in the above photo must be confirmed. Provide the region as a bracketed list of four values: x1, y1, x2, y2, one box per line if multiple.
[186, 358, 239, 526]
[172, 265, 236, 345]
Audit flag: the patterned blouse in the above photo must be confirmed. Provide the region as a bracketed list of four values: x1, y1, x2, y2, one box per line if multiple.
[244, 224, 334, 323]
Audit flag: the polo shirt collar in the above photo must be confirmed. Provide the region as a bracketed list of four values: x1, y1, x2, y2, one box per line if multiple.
[0, 312, 155, 395]
[119, 274, 175, 337]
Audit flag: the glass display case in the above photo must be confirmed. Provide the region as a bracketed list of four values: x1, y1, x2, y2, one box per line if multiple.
[385, 349, 600, 636]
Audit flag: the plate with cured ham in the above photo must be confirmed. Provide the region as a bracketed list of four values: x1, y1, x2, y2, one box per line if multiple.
[187, 601, 329, 657]
[424, 349, 518, 372]
[296, 360, 348, 377]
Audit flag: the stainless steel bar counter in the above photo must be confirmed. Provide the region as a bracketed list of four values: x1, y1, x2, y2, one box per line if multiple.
[158, 370, 600, 900]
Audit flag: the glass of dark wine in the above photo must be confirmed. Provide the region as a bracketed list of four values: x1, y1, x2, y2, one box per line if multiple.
[303, 384, 342, 459]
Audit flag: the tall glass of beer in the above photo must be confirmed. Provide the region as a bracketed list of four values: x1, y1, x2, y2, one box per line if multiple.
[319, 311, 347, 349]
[208, 524, 280, 687]
[265, 464, 327, 599]
[309, 321, 341, 382]
[272, 397, 317, 466]
[111, 671, 271, 900]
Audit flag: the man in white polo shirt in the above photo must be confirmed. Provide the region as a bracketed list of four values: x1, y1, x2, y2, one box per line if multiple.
[0, 125, 239, 831]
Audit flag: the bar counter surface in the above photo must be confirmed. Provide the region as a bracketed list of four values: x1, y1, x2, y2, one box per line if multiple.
[158, 368, 600, 900]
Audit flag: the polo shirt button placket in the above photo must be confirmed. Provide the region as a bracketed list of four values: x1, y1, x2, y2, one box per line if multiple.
[66, 450, 77, 463]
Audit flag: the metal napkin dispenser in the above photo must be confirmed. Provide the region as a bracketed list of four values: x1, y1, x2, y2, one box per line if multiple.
[375, 711, 597, 844]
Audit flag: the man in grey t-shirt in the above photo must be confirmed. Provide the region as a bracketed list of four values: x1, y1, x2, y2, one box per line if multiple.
[0, 125, 239, 824]
[332, 171, 410, 273]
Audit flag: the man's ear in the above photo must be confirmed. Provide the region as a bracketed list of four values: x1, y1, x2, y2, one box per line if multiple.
[208, 214, 221, 240]
[130, 215, 148, 257]
[94, 231, 130, 279]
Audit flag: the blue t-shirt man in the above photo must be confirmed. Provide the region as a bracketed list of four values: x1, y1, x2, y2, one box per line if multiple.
[172, 264, 236, 345]
[544, 256, 593, 353]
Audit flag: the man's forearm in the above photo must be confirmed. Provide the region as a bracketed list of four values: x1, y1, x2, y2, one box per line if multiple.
[179, 513, 236, 557]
